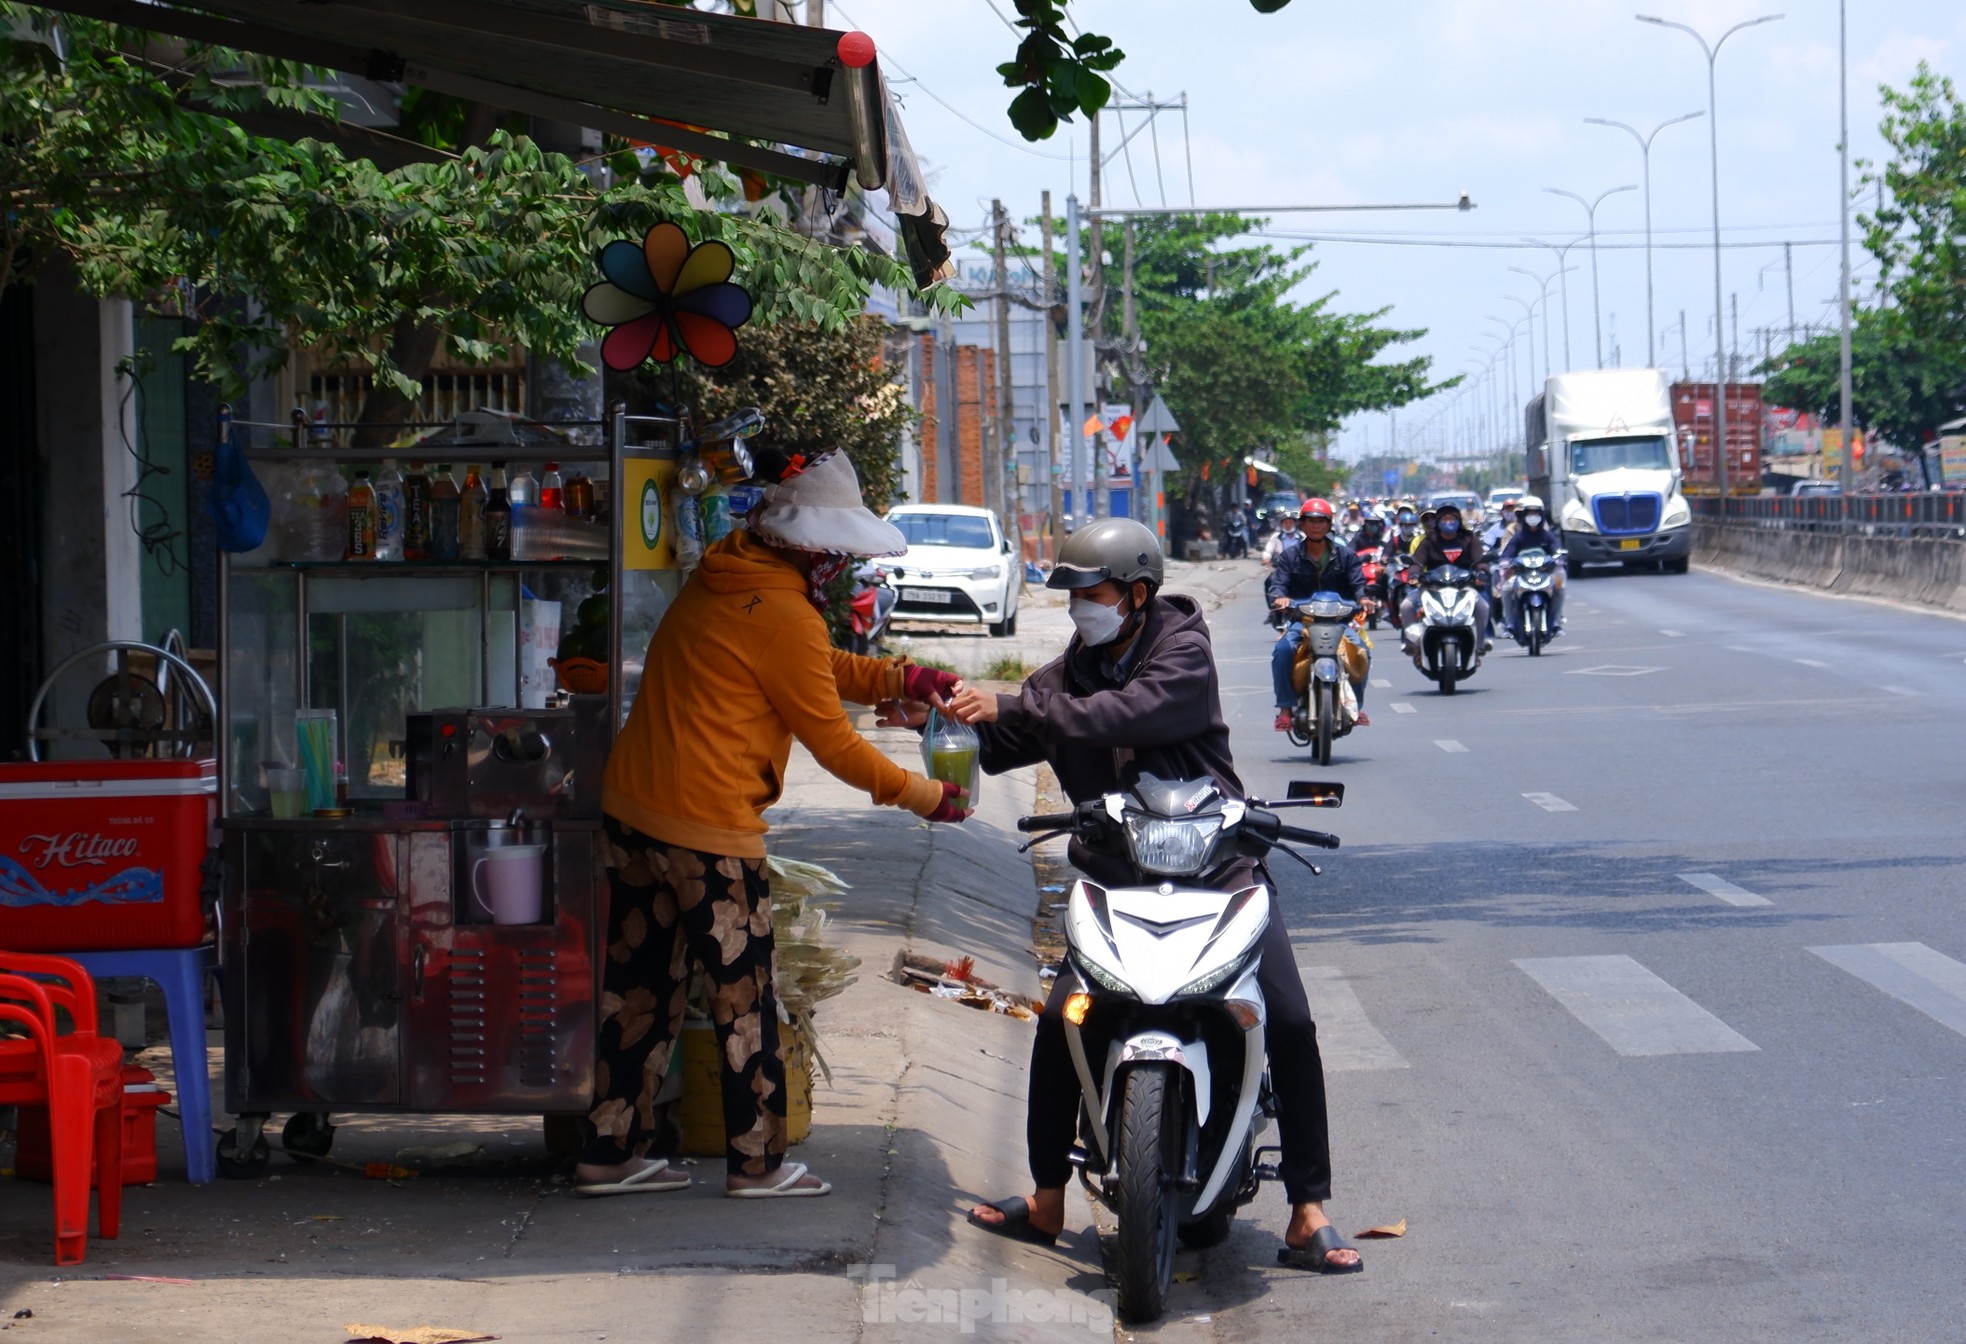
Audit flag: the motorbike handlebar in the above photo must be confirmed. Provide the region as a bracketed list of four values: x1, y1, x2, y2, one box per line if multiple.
[1016, 811, 1078, 833]
[1278, 825, 1341, 850]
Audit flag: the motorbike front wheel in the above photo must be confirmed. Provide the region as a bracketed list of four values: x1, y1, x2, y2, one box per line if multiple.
[1113, 1065, 1182, 1324]
[1528, 606, 1544, 657]
[1314, 686, 1335, 766]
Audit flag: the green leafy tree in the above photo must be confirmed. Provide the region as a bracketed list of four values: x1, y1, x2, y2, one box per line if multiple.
[1, 7, 945, 435]
[1760, 313, 1965, 462]
[1865, 64, 1966, 373]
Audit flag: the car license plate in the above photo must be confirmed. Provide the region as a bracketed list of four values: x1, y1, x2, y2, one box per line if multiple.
[1618, 539, 1641, 552]
[909, 588, 953, 604]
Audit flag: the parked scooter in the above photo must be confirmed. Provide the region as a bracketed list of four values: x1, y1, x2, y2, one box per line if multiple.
[1402, 564, 1485, 693]
[1503, 548, 1564, 656]
[846, 562, 898, 655]
[1016, 776, 1344, 1323]
[1274, 593, 1361, 766]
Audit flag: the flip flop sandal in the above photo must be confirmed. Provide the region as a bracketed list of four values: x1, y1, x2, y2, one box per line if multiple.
[574, 1160, 691, 1198]
[1276, 1224, 1364, 1275]
[965, 1195, 1059, 1246]
[726, 1160, 832, 1199]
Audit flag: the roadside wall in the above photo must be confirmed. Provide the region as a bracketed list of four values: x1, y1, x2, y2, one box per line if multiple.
[1694, 520, 1966, 614]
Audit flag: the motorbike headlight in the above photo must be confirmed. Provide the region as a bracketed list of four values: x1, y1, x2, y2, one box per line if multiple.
[1122, 813, 1223, 877]
[968, 564, 1003, 581]
[1071, 948, 1133, 995]
[1175, 947, 1256, 998]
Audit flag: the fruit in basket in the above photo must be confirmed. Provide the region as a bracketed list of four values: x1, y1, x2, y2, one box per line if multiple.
[575, 591, 610, 631]
[557, 621, 609, 664]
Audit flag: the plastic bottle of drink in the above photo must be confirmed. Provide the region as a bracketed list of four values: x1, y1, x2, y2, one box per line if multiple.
[429, 464, 462, 561]
[459, 465, 488, 561]
[373, 459, 406, 561]
[485, 463, 513, 561]
[345, 470, 378, 560]
[403, 462, 432, 561]
[539, 462, 564, 512]
[565, 470, 594, 518]
[507, 466, 539, 561]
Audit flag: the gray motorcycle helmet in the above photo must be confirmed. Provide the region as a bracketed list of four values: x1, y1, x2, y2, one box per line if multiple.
[1047, 517, 1164, 592]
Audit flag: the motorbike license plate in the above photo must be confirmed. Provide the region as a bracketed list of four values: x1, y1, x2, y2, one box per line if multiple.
[908, 588, 953, 604]
[1618, 539, 1641, 551]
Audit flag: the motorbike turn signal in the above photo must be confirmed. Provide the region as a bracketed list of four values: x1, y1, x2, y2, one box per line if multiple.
[1063, 993, 1093, 1026]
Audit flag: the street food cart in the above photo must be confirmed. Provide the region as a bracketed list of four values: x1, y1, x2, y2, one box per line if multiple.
[212, 407, 687, 1176]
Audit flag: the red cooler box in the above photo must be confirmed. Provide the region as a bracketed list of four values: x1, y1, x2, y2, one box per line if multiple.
[0, 758, 216, 950]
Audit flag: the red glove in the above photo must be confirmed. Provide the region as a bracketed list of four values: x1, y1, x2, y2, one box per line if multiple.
[902, 663, 961, 707]
[924, 780, 969, 824]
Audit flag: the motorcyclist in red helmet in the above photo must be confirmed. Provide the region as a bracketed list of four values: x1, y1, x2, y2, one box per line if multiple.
[1268, 498, 1375, 731]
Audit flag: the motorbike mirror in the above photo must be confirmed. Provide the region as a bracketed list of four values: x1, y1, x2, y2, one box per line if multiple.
[1285, 780, 1344, 807]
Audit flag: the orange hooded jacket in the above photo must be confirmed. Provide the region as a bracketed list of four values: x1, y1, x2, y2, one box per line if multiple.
[601, 529, 946, 857]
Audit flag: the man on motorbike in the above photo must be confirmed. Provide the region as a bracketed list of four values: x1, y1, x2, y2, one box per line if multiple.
[1399, 502, 1492, 651]
[1268, 498, 1372, 732]
[1500, 495, 1566, 637]
[947, 518, 1364, 1273]
[1339, 499, 1365, 540]
[1260, 507, 1302, 564]
[1481, 498, 1518, 552]
[1391, 506, 1422, 554]
[1351, 511, 1389, 557]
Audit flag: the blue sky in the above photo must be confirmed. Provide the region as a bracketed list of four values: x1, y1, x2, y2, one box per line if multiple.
[837, 0, 1963, 463]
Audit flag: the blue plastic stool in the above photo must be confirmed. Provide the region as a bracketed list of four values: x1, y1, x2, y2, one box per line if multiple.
[63, 945, 217, 1185]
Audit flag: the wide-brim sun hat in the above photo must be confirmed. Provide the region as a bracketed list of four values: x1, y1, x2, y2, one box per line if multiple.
[749, 451, 906, 558]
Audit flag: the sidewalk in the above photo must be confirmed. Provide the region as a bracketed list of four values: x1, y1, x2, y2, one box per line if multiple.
[0, 735, 1110, 1343]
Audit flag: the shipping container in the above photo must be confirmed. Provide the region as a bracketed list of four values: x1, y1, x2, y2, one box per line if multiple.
[1671, 382, 1763, 496]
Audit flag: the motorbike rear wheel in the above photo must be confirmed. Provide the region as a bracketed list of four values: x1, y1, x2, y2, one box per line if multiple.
[1113, 1065, 1182, 1323]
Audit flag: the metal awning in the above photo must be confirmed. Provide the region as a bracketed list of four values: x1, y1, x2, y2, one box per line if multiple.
[37, 0, 921, 198]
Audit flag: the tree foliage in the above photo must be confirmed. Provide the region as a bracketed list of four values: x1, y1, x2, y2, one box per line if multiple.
[0, 8, 947, 408]
[1121, 216, 1453, 496]
[1763, 63, 1966, 453]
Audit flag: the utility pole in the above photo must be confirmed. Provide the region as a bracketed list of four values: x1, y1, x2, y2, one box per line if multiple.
[1784, 240, 1797, 346]
[1122, 220, 1145, 535]
[1679, 309, 1689, 381]
[1838, 0, 1855, 495]
[1041, 190, 1062, 554]
[990, 198, 1014, 528]
[1729, 291, 1739, 382]
[1088, 112, 1108, 520]
[1065, 195, 1084, 530]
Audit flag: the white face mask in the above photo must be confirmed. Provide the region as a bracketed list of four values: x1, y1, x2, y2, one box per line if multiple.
[1522, 512, 1544, 529]
[1070, 593, 1131, 646]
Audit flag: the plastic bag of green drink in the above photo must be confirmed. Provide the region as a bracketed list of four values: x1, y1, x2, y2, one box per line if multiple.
[921, 709, 981, 812]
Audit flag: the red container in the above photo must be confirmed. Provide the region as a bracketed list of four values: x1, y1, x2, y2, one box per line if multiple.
[0, 759, 216, 951]
[16, 1066, 174, 1187]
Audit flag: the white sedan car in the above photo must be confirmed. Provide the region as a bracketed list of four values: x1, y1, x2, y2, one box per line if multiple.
[881, 504, 1021, 636]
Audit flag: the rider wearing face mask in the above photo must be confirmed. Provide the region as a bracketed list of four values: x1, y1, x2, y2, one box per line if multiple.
[1500, 495, 1566, 636]
[1399, 502, 1492, 649]
[945, 517, 1363, 1273]
[1267, 498, 1372, 731]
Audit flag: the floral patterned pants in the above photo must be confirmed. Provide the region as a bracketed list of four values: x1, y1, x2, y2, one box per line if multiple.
[580, 817, 787, 1178]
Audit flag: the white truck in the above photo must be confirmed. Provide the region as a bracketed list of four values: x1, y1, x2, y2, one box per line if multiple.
[1525, 368, 1691, 574]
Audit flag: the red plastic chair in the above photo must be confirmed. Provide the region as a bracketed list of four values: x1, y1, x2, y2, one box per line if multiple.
[0, 952, 125, 1265]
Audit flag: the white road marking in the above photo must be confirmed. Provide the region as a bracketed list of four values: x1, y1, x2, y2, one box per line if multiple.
[1390, 703, 1417, 715]
[1882, 685, 1919, 697]
[1724, 645, 1755, 653]
[1371, 678, 1392, 689]
[1294, 965, 1409, 1071]
[1515, 955, 1759, 1056]
[1521, 792, 1577, 812]
[1565, 665, 1665, 677]
[1809, 943, 1966, 1040]
[1678, 872, 1773, 908]
[1434, 739, 1468, 753]
[1660, 629, 1685, 637]
[1793, 658, 1828, 668]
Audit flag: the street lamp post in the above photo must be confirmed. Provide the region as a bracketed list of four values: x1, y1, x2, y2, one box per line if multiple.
[1504, 294, 1540, 402]
[1544, 184, 1638, 368]
[1836, 0, 1854, 495]
[1638, 10, 1784, 498]
[1508, 264, 1575, 388]
[1520, 237, 1588, 372]
[1583, 111, 1704, 367]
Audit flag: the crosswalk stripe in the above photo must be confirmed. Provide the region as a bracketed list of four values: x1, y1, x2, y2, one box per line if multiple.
[1515, 955, 1758, 1056]
[1390, 703, 1417, 715]
[1522, 792, 1576, 812]
[1294, 964, 1409, 1071]
[1434, 739, 1468, 753]
[1793, 658, 1828, 668]
[1678, 873, 1772, 908]
[1371, 678, 1392, 689]
[1809, 943, 1966, 1039]
[1660, 630, 1684, 637]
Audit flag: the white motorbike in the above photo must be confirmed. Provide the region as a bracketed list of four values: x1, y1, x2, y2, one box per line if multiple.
[1503, 548, 1564, 657]
[1402, 562, 1484, 694]
[1018, 775, 1344, 1323]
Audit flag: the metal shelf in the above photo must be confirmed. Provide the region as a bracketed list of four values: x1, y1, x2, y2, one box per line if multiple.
[235, 559, 605, 575]
[245, 447, 614, 464]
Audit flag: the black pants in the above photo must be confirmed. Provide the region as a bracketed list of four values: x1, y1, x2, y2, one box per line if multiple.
[1025, 881, 1335, 1206]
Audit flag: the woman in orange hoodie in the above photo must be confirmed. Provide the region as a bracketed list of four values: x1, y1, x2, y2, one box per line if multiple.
[575, 451, 965, 1199]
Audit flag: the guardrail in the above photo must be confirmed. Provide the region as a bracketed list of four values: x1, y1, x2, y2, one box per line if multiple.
[1691, 494, 1966, 538]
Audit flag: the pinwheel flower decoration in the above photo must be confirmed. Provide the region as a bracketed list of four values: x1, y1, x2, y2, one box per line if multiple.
[583, 221, 755, 370]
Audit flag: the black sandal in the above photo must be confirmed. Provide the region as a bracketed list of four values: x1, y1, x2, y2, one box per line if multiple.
[1276, 1223, 1364, 1274]
[965, 1195, 1059, 1246]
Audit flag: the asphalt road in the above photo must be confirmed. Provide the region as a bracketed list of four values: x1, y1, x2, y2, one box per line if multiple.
[1143, 564, 1966, 1342]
